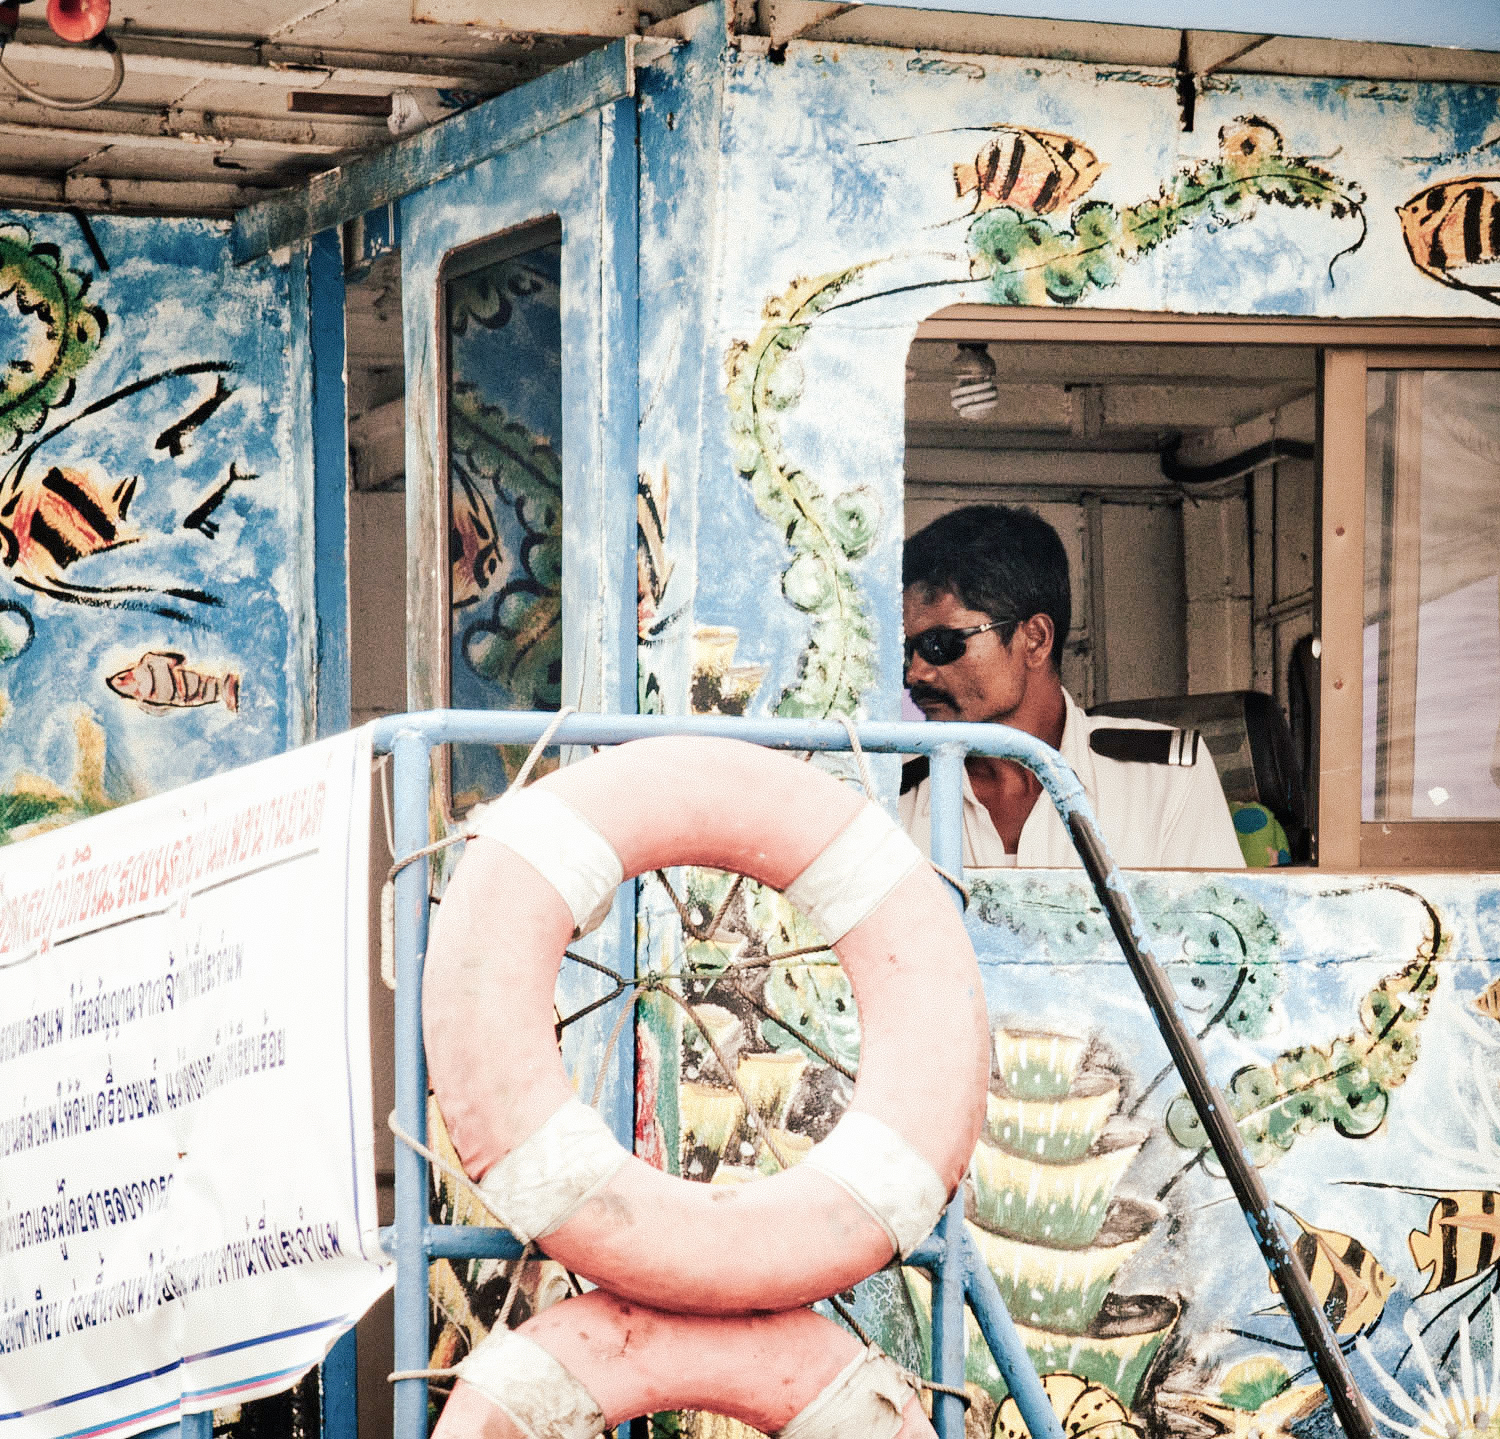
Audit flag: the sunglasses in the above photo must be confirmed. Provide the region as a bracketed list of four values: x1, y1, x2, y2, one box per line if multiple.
[904, 619, 1015, 667]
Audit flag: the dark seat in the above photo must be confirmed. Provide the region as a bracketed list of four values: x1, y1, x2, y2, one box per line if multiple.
[1086, 690, 1309, 860]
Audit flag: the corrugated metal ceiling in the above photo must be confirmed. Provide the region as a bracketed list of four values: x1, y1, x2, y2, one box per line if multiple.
[0, 1, 1495, 219]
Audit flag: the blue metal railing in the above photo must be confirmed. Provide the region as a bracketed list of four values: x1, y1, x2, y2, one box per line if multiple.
[368, 709, 1374, 1439]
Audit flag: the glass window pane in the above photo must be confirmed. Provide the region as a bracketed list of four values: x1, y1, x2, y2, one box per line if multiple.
[443, 228, 563, 810]
[1363, 369, 1500, 821]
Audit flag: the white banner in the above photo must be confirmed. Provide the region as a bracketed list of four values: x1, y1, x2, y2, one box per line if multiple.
[0, 729, 390, 1439]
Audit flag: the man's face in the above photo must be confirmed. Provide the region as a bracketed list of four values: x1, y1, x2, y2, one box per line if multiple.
[903, 586, 1031, 724]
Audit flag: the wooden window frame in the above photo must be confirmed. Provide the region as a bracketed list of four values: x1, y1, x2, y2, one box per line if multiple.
[1322, 347, 1500, 871]
[913, 309, 1500, 871]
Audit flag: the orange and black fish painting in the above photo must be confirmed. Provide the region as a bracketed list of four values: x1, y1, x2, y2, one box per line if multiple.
[1397, 175, 1500, 307]
[1408, 1190, 1500, 1294]
[0, 360, 237, 619]
[1269, 1208, 1394, 1338]
[0, 465, 139, 590]
[450, 467, 501, 609]
[107, 650, 239, 714]
[954, 128, 1105, 216]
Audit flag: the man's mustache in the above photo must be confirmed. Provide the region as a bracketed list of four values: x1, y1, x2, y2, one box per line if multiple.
[908, 684, 955, 710]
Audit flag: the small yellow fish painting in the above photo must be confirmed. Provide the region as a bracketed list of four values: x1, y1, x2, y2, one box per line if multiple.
[107, 650, 239, 714]
[1409, 1190, 1500, 1294]
[1397, 175, 1500, 307]
[1269, 1209, 1394, 1337]
[1219, 117, 1285, 167]
[954, 127, 1104, 216]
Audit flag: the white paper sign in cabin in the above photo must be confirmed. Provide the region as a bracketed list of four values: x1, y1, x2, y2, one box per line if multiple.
[0, 730, 389, 1439]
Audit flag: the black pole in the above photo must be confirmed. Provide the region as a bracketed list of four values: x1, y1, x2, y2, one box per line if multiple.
[1067, 813, 1377, 1439]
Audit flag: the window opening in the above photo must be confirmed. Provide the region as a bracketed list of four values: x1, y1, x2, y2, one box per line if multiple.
[441, 219, 564, 812]
[903, 333, 1318, 866]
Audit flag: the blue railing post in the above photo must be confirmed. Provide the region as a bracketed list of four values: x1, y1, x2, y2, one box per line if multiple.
[962, 1230, 1066, 1439]
[391, 727, 434, 1439]
[927, 744, 968, 1439]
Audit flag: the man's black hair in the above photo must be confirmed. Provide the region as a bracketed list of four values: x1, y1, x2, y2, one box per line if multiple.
[903, 504, 1071, 673]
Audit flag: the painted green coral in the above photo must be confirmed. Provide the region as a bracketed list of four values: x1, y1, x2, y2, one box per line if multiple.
[724, 268, 882, 719]
[0, 225, 106, 453]
[969, 117, 1366, 306]
[972, 875, 1283, 1038]
[1166, 884, 1443, 1168]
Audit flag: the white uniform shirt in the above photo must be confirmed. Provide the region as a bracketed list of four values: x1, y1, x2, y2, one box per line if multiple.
[898, 691, 1246, 869]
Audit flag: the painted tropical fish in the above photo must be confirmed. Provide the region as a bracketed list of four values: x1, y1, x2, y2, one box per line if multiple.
[1268, 1209, 1394, 1338]
[1218, 117, 1285, 166]
[449, 466, 501, 609]
[0, 359, 237, 619]
[1398, 175, 1500, 307]
[1408, 1190, 1500, 1294]
[106, 650, 239, 713]
[995, 1372, 1141, 1439]
[954, 127, 1104, 216]
[0, 465, 139, 588]
[1473, 976, 1500, 1022]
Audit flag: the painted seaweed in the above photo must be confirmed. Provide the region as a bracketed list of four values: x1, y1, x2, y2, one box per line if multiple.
[724, 268, 883, 719]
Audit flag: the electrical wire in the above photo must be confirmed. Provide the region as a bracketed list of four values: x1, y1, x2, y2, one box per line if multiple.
[0, 35, 124, 111]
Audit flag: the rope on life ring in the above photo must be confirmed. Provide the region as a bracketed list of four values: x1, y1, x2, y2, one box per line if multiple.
[423, 735, 990, 1315]
[434, 1291, 936, 1439]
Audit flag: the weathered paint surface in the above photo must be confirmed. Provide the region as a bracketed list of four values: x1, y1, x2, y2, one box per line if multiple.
[633, 27, 1500, 749]
[0, 212, 310, 841]
[635, 866, 1500, 1435]
[615, 14, 1500, 1436]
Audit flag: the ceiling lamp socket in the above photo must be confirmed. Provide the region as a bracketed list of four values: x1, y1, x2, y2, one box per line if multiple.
[950, 342, 998, 419]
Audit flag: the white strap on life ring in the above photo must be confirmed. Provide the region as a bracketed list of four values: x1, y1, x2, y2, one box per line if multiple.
[783, 803, 924, 944]
[777, 1344, 920, 1439]
[478, 1098, 629, 1245]
[456, 1329, 605, 1439]
[470, 788, 623, 938]
[803, 1111, 947, 1259]
[444, 1298, 927, 1439]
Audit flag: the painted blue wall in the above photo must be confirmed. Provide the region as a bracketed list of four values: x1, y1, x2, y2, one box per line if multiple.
[0, 212, 312, 838]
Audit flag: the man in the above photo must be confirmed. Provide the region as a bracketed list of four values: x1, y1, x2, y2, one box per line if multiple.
[899, 504, 1244, 868]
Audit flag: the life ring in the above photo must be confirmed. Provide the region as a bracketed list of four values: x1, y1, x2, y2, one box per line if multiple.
[424, 735, 989, 1314]
[433, 1291, 936, 1439]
